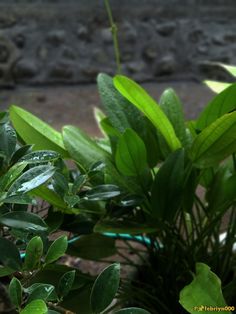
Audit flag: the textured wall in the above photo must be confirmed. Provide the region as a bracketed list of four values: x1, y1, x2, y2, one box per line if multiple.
[0, 0, 236, 86]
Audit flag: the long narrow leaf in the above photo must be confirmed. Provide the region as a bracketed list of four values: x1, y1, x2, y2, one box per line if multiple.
[114, 75, 181, 151]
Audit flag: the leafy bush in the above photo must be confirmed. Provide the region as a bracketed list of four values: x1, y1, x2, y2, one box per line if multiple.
[0, 112, 148, 313]
[7, 73, 236, 313]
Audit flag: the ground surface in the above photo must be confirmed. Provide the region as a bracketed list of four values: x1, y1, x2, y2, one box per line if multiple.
[0, 81, 214, 136]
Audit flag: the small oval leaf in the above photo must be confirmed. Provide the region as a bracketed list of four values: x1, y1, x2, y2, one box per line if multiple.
[24, 236, 43, 270]
[9, 277, 22, 308]
[45, 235, 68, 264]
[90, 263, 120, 313]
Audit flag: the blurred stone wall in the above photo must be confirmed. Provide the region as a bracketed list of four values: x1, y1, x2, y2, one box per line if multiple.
[0, 0, 236, 86]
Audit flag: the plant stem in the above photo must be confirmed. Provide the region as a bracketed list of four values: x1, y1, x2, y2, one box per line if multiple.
[104, 0, 121, 74]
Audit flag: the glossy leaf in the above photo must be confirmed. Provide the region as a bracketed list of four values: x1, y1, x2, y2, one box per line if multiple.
[63, 125, 110, 171]
[115, 308, 151, 314]
[68, 234, 116, 260]
[45, 235, 68, 264]
[190, 112, 236, 168]
[159, 88, 186, 145]
[114, 75, 181, 151]
[0, 123, 17, 160]
[197, 83, 236, 130]
[0, 211, 48, 232]
[9, 105, 68, 157]
[116, 129, 147, 176]
[7, 165, 56, 197]
[20, 299, 47, 314]
[10, 144, 32, 165]
[0, 237, 22, 270]
[19, 150, 60, 164]
[58, 270, 76, 298]
[90, 263, 120, 313]
[204, 80, 230, 94]
[27, 284, 55, 303]
[0, 162, 27, 191]
[24, 236, 43, 270]
[9, 277, 22, 308]
[85, 184, 121, 201]
[151, 149, 185, 221]
[179, 263, 228, 314]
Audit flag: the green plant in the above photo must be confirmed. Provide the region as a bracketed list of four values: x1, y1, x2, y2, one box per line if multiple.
[7, 73, 236, 313]
[0, 111, 148, 314]
[204, 62, 236, 93]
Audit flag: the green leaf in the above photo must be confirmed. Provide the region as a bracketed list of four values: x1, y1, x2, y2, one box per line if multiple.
[197, 83, 236, 130]
[159, 88, 186, 145]
[115, 308, 151, 314]
[7, 165, 56, 197]
[58, 270, 75, 298]
[204, 80, 230, 94]
[98, 73, 147, 139]
[94, 220, 157, 235]
[20, 299, 47, 314]
[27, 284, 55, 303]
[85, 184, 121, 201]
[179, 263, 228, 314]
[9, 277, 22, 308]
[0, 123, 17, 160]
[68, 234, 116, 260]
[24, 236, 43, 270]
[151, 149, 185, 221]
[19, 150, 60, 164]
[190, 112, 236, 168]
[90, 263, 120, 313]
[218, 63, 236, 77]
[0, 237, 22, 270]
[0, 162, 27, 191]
[62, 125, 111, 171]
[114, 75, 181, 151]
[0, 265, 15, 277]
[9, 105, 68, 158]
[0, 211, 48, 232]
[31, 185, 68, 210]
[10, 144, 32, 165]
[116, 129, 147, 176]
[45, 235, 68, 264]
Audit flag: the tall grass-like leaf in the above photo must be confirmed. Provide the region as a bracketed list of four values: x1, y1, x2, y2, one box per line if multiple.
[204, 81, 230, 93]
[190, 112, 236, 168]
[197, 83, 236, 129]
[179, 263, 228, 314]
[98, 73, 147, 135]
[90, 263, 120, 313]
[114, 75, 181, 151]
[159, 88, 186, 145]
[151, 149, 185, 221]
[116, 129, 147, 176]
[9, 105, 68, 157]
